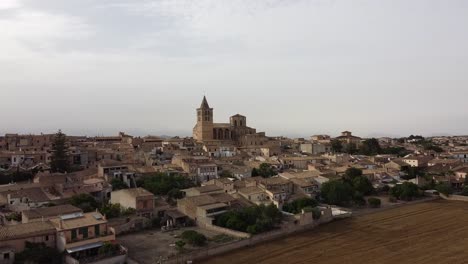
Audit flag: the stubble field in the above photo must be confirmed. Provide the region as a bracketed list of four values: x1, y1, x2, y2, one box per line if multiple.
[205, 200, 468, 264]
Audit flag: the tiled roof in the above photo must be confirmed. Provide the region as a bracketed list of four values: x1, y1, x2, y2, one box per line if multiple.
[0, 221, 55, 241]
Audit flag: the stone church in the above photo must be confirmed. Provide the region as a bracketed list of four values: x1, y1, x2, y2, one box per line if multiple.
[193, 96, 265, 146]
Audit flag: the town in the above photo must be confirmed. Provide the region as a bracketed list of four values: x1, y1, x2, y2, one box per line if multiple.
[1, 96, 468, 264]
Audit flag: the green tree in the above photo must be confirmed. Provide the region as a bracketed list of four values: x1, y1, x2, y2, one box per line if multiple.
[50, 130, 70, 173]
[137, 173, 194, 196]
[331, 140, 343, 153]
[344, 143, 358, 154]
[70, 193, 98, 212]
[257, 163, 276, 178]
[14, 242, 62, 264]
[111, 178, 128, 191]
[219, 170, 233, 178]
[352, 176, 374, 195]
[343, 168, 363, 181]
[320, 180, 354, 205]
[359, 138, 382, 155]
[435, 183, 452, 196]
[390, 182, 420, 201]
[282, 198, 319, 214]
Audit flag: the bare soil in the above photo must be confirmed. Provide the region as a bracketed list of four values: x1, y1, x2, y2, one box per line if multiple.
[205, 200, 468, 264]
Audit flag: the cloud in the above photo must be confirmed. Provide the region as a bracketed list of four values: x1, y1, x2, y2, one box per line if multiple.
[0, 0, 21, 10]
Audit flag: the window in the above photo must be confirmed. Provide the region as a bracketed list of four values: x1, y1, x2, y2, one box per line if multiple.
[45, 235, 49, 241]
[71, 229, 77, 240]
[95, 225, 100, 236]
[4, 253, 10, 260]
[80, 227, 88, 239]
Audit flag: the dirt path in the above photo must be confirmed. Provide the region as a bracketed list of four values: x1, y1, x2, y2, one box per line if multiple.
[204, 200, 468, 264]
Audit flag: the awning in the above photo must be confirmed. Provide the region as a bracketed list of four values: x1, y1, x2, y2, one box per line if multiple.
[66, 242, 103, 253]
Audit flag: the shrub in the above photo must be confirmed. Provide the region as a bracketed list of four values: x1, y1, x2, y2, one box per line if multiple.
[390, 182, 420, 201]
[311, 207, 321, 220]
[368, 198, 381, 208]
[181, 230, 207, 246]
[461, 186, 468, 196]
[215, 204, 282, 234]
[435, 183, 452, 196]
[282, 198, 319, 214]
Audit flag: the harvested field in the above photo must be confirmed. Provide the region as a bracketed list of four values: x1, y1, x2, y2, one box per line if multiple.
[205, 200, 468, 264]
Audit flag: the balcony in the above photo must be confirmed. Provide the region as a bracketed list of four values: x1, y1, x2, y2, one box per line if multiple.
[65, 245, 127, 264]
[66, 234, 116, 251]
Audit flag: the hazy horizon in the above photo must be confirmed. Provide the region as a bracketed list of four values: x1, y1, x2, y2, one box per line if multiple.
[1, 0, 468, 138]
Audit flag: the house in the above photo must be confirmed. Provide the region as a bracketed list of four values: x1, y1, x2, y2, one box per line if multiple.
[0, 221, 56, 262]
[334, 131, 362, 146]
[451, 151, 468, 163]
[22, 204, 82, 223]
[402, 155, 432, 168]
[50, 211, 127, 264]
[454, 167, 468, 181]
[237, 186, 270, 205]
[384, 159, 410, 171]
[110, 188, 155, 218]
[182, 185, 224, 197]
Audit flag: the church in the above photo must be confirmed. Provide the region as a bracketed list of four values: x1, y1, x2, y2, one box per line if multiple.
[193, 96, 267, 147]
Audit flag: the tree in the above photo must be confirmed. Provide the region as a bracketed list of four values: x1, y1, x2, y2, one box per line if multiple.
[215, 204, 282, 234]
[111, 178, 128, 191]
[320, 180, 354, 205]
[343, 168, 363, 181]
[257, 163, 276, 178]
[137, 173, 194, 196]
[331, 140, 343, 153]
[14, 242, 62, 264]
[390, 182, 420, 201]
[70, 193, 98, 212]
[50, 130, 70, 173]
[344, 143, 358, 154]
[282, 198, 319, 214]
[359, 138, 382, 155]
[435, 183, 452, 196]
[219, 170, 233, 178]
[352, 176, 374, 195]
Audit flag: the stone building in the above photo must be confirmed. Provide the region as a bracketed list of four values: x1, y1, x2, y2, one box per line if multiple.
[192, 96, 264, 146]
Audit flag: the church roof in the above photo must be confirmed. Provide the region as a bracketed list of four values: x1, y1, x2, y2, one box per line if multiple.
[200, 96, 210, 109]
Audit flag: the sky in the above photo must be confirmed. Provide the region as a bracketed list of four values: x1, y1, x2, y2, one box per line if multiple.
[1, 0, 468, 138]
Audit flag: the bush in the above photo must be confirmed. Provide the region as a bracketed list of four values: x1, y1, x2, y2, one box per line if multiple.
[181, 230, 207, 246]
[311, 207, 321, 220]
[282, 198, 319, 214]
[15, 242, 62, 264]
[390, 182, 420, 201]
[215, 204, 282, 234]
[461, 186, 468, 196]
[320, 180, 354, 206]
[137, 173, 194, 196]
[435, 183, 452, 196]
[70, 193, 99, 212]
[368, 198, 381, 208]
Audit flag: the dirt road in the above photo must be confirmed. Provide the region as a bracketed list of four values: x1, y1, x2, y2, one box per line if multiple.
[205, 200, 468, 264]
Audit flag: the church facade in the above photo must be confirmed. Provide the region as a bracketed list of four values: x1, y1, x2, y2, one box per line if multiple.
[193, 97, 263, 146]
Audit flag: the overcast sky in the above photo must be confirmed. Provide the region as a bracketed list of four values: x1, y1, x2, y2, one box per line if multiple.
[1, 0, 467, 138]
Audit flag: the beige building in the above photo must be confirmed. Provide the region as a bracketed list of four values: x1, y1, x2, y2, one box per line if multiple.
[192, 96, 269, 148]
[50, 211, 127, 264]
[0, 221, 56, 261]
[110, 188, 155, 218]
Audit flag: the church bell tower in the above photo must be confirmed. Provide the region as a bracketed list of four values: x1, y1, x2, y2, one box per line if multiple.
[193, 96, 214, 141]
